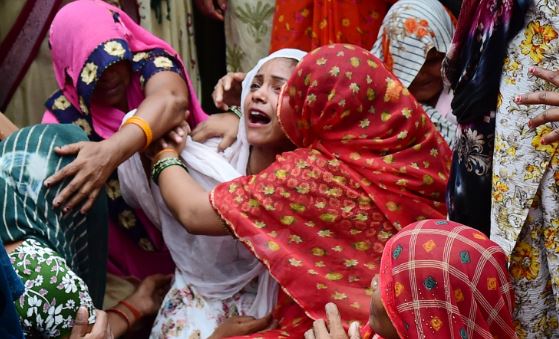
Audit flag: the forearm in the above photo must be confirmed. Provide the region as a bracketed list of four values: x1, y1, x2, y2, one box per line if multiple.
[102, 73, 189, 167]
[107, 311, 128, 337]
[157, 159, 229, 236]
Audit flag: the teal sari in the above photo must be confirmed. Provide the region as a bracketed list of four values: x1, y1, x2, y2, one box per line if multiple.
[0, 124, 108, 307]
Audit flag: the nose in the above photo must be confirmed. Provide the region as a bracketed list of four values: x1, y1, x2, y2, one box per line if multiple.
[251, 85, 268, 104]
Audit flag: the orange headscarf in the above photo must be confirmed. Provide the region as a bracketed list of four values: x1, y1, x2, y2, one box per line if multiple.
[211, 44, 451, 324]
[270, 0, 396, 52]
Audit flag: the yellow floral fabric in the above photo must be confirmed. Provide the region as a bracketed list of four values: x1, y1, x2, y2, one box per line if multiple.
[492, 1, 559, 337]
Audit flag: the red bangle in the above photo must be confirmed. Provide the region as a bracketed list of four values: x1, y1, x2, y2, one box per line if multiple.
[119, 300, 142, 321]
[106, 308, 130, 329]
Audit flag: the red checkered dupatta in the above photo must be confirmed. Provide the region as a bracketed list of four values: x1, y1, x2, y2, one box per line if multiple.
[379, 219, 516, 338]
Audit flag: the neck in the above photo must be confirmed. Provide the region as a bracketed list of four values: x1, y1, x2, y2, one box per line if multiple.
[247, 143, 293, 175]
[247, 146, 276, 175]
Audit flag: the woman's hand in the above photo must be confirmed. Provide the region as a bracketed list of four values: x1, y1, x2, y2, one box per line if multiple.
[515, 67, 559, 145]
[304, 303, 361, 339]
[194, 0, 227, 21]
[212, 72, 245, 111]
[44, 140, 122, 214]
[208, 314, 274, 338]
[124, 274, 172, 318]
[144, 121, 189, 161]
[191, 113, 239, 151]
[70, 307, 113, 339]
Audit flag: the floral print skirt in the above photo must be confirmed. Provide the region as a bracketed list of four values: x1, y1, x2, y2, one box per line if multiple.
[9, 239, 95, 338]
[509, 154, 559, 338]
[150, 271, 258, 339]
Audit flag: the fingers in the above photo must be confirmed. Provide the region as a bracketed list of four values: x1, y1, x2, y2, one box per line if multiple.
[304, 329, 317, 339]
[241, 313, 274, 334]
[515, 91, 559, 106]
[217, 134, 236, 152]
[144, 273, 173, 289]
[312, 319, 330, 338]
[194, 0, 224, 20]
[348, 322, 361, 339]
[215, 0, 227, 12]
[89, 310, 108, 338]
[70, 307, 90, 337]
[44, 160, 79, 189]
[530, 66, 559, 87]
[542, 128, 559, 145]
[325, 303, 345, 338]
[528, 108, 559, 129]
[79, 187, 102, 214]
[213, 79, 227, 110]
[191, 122, 214, 142]
[54, 142, 85, 156]
[63, 180, 96, 213]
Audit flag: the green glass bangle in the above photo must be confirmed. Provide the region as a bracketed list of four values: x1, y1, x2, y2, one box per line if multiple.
[229, 105, 242, 118]
[151, 157, 188, 184]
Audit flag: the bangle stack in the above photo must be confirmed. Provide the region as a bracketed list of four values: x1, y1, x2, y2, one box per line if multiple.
[151, 156, 188, 184]
[229, 105, 242, 118]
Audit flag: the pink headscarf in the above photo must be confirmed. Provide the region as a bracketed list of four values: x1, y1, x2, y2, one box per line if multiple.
[43, 0, 206, 138]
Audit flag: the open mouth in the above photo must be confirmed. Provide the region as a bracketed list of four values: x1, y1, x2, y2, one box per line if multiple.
[248, 109, 271, 125]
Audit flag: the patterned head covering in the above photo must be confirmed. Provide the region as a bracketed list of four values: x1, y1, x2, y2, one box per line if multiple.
[371, 0, 455, 88]
[46, 0, 206, 139]
[211, 44, 451, 324]
[379, 219, 516, 339]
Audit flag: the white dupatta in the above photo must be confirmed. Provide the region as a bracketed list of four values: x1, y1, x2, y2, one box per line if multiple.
[118, 48, 306, 317]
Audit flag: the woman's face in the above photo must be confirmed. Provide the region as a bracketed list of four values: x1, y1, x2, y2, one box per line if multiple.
[91, 61, 131, 107]
[408, 49, 445, 106]
[369, 274, 400, 339]
[244, 58, 296, 150]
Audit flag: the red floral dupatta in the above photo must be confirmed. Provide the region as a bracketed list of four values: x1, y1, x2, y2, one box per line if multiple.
[211, 44, 451, 324]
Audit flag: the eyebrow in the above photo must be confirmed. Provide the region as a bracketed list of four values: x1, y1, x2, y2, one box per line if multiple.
[253, 74, 289, 82]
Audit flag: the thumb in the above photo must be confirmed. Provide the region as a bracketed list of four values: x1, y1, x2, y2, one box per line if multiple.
[70, 307, 89, 337]
[242, 313, 273, 334]
[218, 134, 236, 152]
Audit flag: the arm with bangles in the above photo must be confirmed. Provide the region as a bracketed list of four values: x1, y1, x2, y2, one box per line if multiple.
[148, 137, 230, 236]
[45, 71, 190, 214]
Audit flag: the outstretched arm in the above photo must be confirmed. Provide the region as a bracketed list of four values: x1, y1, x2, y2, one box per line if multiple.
[148, 134, 230, 236]
[45, 71, 189, 214]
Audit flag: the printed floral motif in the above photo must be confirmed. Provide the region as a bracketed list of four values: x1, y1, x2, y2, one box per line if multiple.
[520, 20, 558, 63]
[103, 40, 126, 57]
[80, 62, 98, 85]
[492, 2, 559, 337]
[10, 239, 94, 338]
